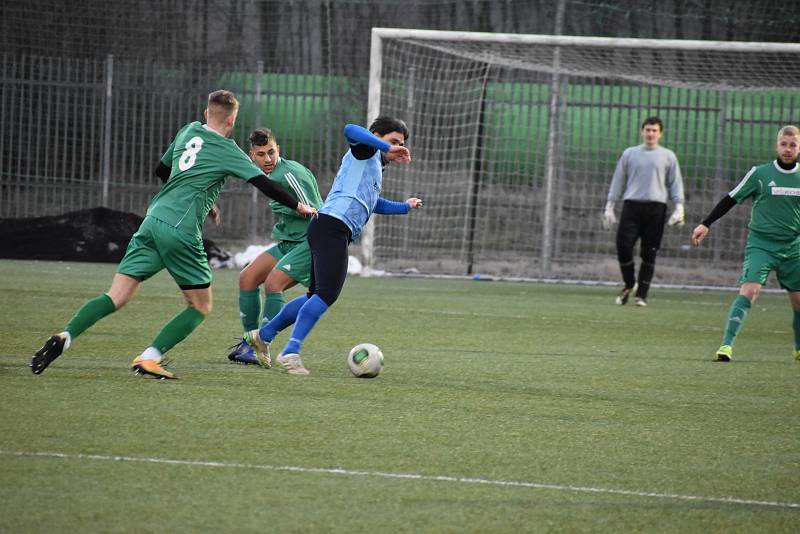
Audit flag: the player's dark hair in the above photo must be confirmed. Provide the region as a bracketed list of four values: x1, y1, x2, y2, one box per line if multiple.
[249, 128, 276, 148]
[641, 116, 663, 131]
[369, 116, 410, 141]
[207, 89, 239, 115]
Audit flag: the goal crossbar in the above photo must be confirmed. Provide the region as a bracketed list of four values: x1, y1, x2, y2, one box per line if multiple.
[371, 28, 800, 53]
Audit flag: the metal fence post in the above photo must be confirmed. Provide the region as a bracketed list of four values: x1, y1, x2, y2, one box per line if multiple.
[101, 54, 113, 206]
[250, 60, 263, 242]
[540, 0, 566, 275]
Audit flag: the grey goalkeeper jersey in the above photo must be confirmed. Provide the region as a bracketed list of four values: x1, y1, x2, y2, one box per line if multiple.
[607, 144, 684, 205]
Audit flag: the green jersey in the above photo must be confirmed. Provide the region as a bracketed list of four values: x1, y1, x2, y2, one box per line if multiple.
[730, 160, 800, 248]
[268, 157, 323, 242]
[148, 121, 263, 239]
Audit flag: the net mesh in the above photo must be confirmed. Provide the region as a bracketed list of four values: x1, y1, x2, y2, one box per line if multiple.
[371, 34, 800, 286]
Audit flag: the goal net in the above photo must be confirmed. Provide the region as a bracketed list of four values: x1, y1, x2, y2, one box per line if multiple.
[363, 29, 800, 287]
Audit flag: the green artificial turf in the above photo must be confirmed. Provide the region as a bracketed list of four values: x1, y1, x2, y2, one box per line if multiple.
[1, 260, 798, 533]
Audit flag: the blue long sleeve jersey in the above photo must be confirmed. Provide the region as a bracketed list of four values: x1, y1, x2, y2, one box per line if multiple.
[318, 124, 409, 240]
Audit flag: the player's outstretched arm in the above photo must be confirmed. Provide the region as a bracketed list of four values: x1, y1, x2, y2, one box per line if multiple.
[406, 197, 422, 209]
[343, 124, 411, 163]
[248, 174, 300, 211]
[692, 195, 737, 246]
[691, 224, 709, 246]
[374, 197, 412, 215]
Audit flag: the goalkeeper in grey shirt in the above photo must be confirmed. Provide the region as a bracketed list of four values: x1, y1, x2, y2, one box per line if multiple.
[603, 117, 685, 306]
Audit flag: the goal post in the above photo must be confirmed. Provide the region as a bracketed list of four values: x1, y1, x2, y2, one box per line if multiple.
[363, 28, 800, 286]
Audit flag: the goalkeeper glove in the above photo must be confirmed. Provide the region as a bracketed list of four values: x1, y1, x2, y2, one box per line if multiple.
[667, 203, 685, 226]
[602, 201, 617, 230]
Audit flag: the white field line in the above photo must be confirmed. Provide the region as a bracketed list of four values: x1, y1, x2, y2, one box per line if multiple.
[2, 450, 798, 510]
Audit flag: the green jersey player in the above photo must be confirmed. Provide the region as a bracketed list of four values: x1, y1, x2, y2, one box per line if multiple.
[692, 125, 800, 362]
[31, 90, 316, 379]
[229, 128, 323, 365]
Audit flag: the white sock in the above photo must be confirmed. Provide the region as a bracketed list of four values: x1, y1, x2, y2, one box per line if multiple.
[140, 347, 163, 362]
[60, 331, 72, 351]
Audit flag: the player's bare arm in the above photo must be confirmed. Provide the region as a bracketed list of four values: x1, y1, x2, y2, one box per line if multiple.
[691, 224, 709, 246]
[694, 194, 737, 247]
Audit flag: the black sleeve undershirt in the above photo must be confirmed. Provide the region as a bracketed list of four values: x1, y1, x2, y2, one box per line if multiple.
[351, 143, 378, 160]
[155, 162, 171, 183]
[248, 174, 299, 210]
[702, 195, 736, 227]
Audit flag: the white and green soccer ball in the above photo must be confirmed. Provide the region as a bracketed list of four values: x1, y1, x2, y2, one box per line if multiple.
[347, 343, 384, 378]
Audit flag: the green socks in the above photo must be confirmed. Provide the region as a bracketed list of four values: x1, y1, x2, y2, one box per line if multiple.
[150, 307, 205, 354]
[240, 288, 287, 331]
[65, 294, 116, 339]
[263, 292, 286, 323]
[793, 310, 800, 351]
[722, 295, 752, 346]
[239, 289, 261, 331]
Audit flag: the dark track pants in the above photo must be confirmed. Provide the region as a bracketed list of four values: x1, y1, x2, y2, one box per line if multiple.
[615, 200, 667, 299]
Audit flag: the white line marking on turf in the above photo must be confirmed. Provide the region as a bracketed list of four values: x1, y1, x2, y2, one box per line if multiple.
[2, 450, 798, 510]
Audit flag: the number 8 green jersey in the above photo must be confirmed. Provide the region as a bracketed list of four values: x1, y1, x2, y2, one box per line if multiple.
[148, 121, 263, 239]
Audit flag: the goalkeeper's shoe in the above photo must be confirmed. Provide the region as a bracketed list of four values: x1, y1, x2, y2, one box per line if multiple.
[131, 355, 176, 379]
[31, 333, 67, 375]
[277, 353, 309, 376]
[245, 330, 272, 368]
[227, 339, 262, 366]
[615, 286, 634, 305]
[716, 345, 733, 362]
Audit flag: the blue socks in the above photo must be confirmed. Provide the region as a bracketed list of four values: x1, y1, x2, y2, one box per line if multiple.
[258, 294, 309, 342]
[283, 295, 329, 355]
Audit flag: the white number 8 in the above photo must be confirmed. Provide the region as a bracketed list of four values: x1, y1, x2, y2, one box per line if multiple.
[178, 136, 204, 171]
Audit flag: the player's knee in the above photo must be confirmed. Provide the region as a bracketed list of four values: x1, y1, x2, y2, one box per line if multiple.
[108, 294, 129, 310]
[238, 268, 260, 290]
[316, 290, 339, 307]
[191, 301, 213, 316]
[641, 250, 658, 264]
[739, 285, 760, 302]
[264, 274, 288, 294]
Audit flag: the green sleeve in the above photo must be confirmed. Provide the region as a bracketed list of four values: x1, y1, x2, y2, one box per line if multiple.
[225, 143, 265, 181]
[729, 166, 759, 203]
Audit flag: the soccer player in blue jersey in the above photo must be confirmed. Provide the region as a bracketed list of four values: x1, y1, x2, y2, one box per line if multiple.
[245, 116, 422, 375]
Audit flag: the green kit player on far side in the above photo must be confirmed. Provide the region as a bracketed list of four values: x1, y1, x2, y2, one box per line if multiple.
[31, 90, 316, 379]
[228, 128, 323, 365]
[692, 125, 800, 362]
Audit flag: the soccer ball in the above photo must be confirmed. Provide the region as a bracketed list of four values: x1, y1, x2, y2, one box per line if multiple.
[347, 343, 384, 378]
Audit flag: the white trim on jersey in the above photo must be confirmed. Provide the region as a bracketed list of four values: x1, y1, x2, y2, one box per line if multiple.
[202, 123, 226, 138]
[772, 160, 799, 174]
[729, 166, 757, 198]
[285, 172, 310, 206]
